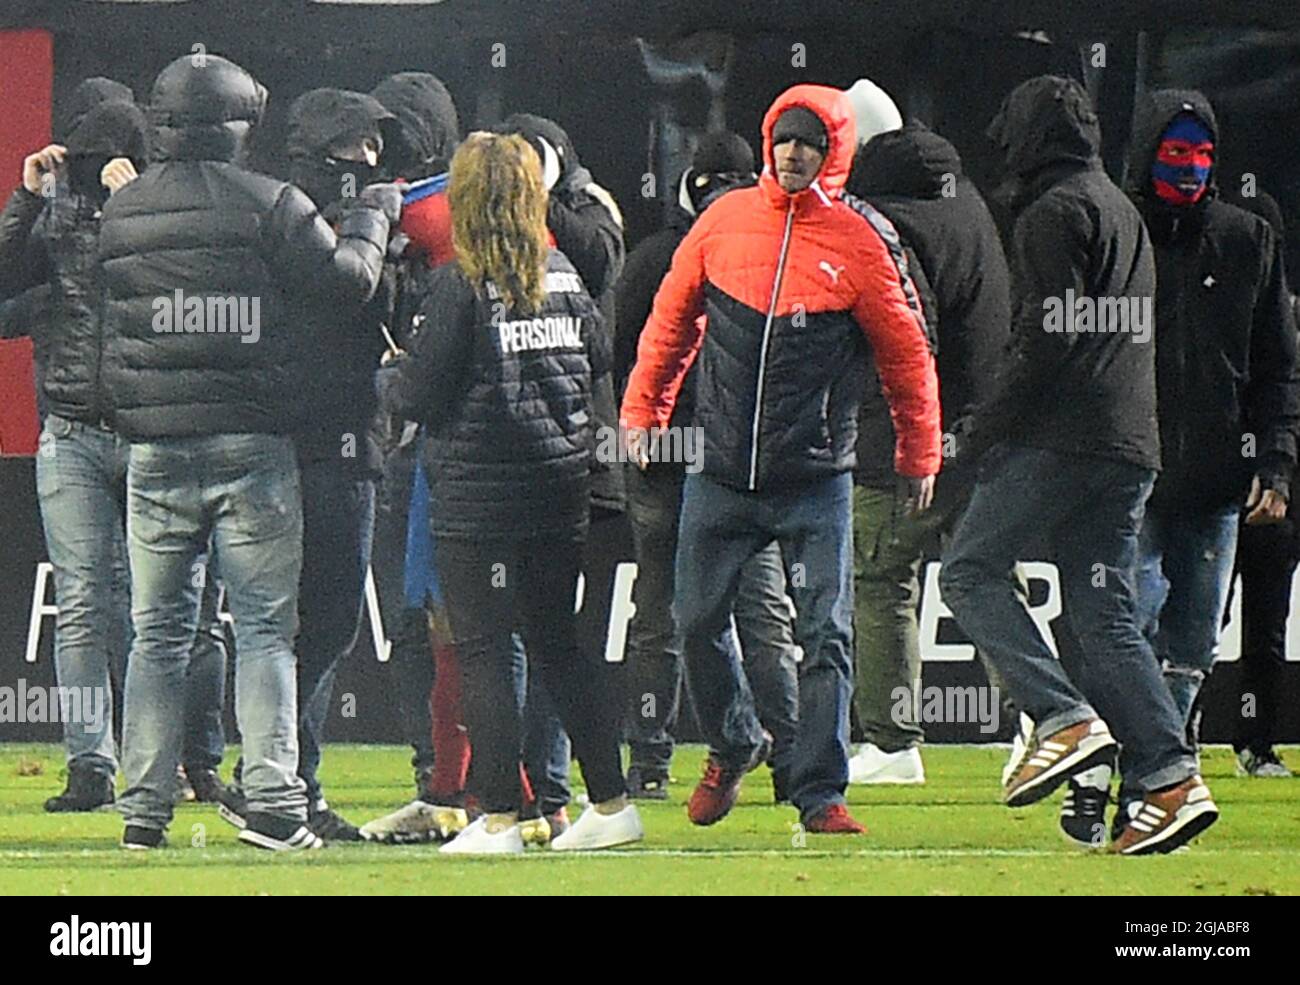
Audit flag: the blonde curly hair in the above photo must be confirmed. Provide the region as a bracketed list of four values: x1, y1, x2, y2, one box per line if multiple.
[448, 132, 549, 314]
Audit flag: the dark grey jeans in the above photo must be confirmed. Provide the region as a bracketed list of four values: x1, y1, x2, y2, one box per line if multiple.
[939, 444, 1197, 792]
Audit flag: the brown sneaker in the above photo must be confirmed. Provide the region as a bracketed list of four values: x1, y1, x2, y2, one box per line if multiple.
[1110, 776, 1218, 856]
[1004, 718, 1117, 808]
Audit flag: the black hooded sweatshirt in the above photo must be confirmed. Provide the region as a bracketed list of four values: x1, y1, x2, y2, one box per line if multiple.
[975, 75, 1160, 471]
[98, 56, 392, 440]
[500, 113, 626, 513]
[287, 87, 397, 474]
[371, 72, 460, 180]
[0, 92, 149, 423]
[1127, 89, 1300, 509]
[846, 122, 1011, 485]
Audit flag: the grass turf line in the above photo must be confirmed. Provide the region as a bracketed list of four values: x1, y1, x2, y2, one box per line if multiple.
[0, 743, 1297, 895]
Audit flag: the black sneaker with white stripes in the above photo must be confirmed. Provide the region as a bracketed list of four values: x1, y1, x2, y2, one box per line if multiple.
[238, 812, 324, 852]
[1059, 768, 1110, 848]
[216, 785, 247, 830]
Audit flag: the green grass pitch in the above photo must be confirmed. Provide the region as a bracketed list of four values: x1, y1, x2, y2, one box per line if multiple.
[1, 743, 1297, 895]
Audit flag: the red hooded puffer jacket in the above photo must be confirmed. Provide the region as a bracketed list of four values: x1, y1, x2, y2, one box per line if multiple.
[621, 84, 941, 488]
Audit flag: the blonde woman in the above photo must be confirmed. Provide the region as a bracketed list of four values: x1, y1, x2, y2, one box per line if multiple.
[381, 133, 642, 853]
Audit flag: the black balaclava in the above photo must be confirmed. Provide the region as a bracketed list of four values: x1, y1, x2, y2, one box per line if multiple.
[65, 99, 149, 207]
[287, 88, 395, 210]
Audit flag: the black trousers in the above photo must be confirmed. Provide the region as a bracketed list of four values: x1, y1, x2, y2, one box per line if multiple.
[1233, 519, 1300, 754]
[436, 533, 626, 813]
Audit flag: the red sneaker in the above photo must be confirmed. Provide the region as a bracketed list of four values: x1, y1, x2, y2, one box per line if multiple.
[805, 804, 866, 834]
[687, 735, 771, 826]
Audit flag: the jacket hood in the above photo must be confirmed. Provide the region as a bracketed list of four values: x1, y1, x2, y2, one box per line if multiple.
[760, 84, 855, 206]
[986, 75, 1101, 178]
[499, 113, 591, 192]
[843, 78, 903, 147]
[370, 72, 460, 178]
[66, 99, 149, 162]
[1125, 88, 1220, 202]
[65, 99, 150, 203]
[148, 54, 267, 163]
[61, 77, 135, 141]
[847, 121, 962, 199]
[287, 88, 394, 160]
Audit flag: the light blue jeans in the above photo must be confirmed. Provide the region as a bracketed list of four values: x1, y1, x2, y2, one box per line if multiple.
[118, 434, 307, 831]
[35, 413, 226, 778]
[1135, 502, 1241, 725]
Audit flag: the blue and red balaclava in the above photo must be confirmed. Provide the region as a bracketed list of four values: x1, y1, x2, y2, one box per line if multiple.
[1151, 112, 1214, 207]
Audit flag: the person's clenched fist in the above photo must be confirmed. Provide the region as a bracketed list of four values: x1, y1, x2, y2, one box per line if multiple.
[22, 144, 66, 195]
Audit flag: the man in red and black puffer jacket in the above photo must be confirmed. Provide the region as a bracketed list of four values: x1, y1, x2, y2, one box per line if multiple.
[621, 84, 941, 834]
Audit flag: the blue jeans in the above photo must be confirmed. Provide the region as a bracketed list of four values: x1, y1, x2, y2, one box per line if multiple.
[513, 633, 573, 816]
[675, 472, 854, 821]
[35, 414, 226, 778]
[118, 434, 307, 830]
[35, 416, 130, 777]
[939, 445, 1197, 792]
[183, 579, 228, 772]
[295, 462, 376, 806]
[1135, 503, 1240, 726]
[623, 467, 799, 788]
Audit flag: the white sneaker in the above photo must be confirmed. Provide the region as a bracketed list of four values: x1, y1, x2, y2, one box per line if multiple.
[1236, 749, 1293, 778]
[847, 743, 925, 784]
[360, 800, 469, 843]
[1001, 712, 1034, 787]
[439, 816, 524, 855]
[550, 803, 644, 852]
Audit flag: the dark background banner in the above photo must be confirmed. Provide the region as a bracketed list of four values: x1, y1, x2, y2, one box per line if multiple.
[4, 457, 1297, 746]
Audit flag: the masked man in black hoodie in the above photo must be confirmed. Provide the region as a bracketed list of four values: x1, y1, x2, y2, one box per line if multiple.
[258, 86, 400, 842]
[0, 81, 232, 815]
[938, 77, 1213, 855]
[1067, 90, 1299, 834]
[843, 119, 1011, 786]
[98, 55, 395, 851]
[613, 131, 800, 802]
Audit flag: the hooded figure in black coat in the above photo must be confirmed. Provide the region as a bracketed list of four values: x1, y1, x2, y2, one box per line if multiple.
[1126, 88, 1300, 514]
[974, 75, 1159, 470]
[847, 122, 1011, 486]
[499, 112, 626, 515]
[0, 92, 148, 424]
[286, 86, 397, 475]
[98, 56, 395, 439]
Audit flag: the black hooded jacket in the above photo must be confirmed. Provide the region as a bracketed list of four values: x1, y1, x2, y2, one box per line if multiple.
[98, 56, 392, 439]
[287, 87, 397, 473]
[500, 113, 626, 512]
[614, 200, 693, 396]
[58, 77, 134, 142]
[371, 72, 460, 180]
[976, 75, 1160, 471]
[0, 92, 149, 423]
[847, 123, 1011, 485]
[1127, 89, 1300, 508]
